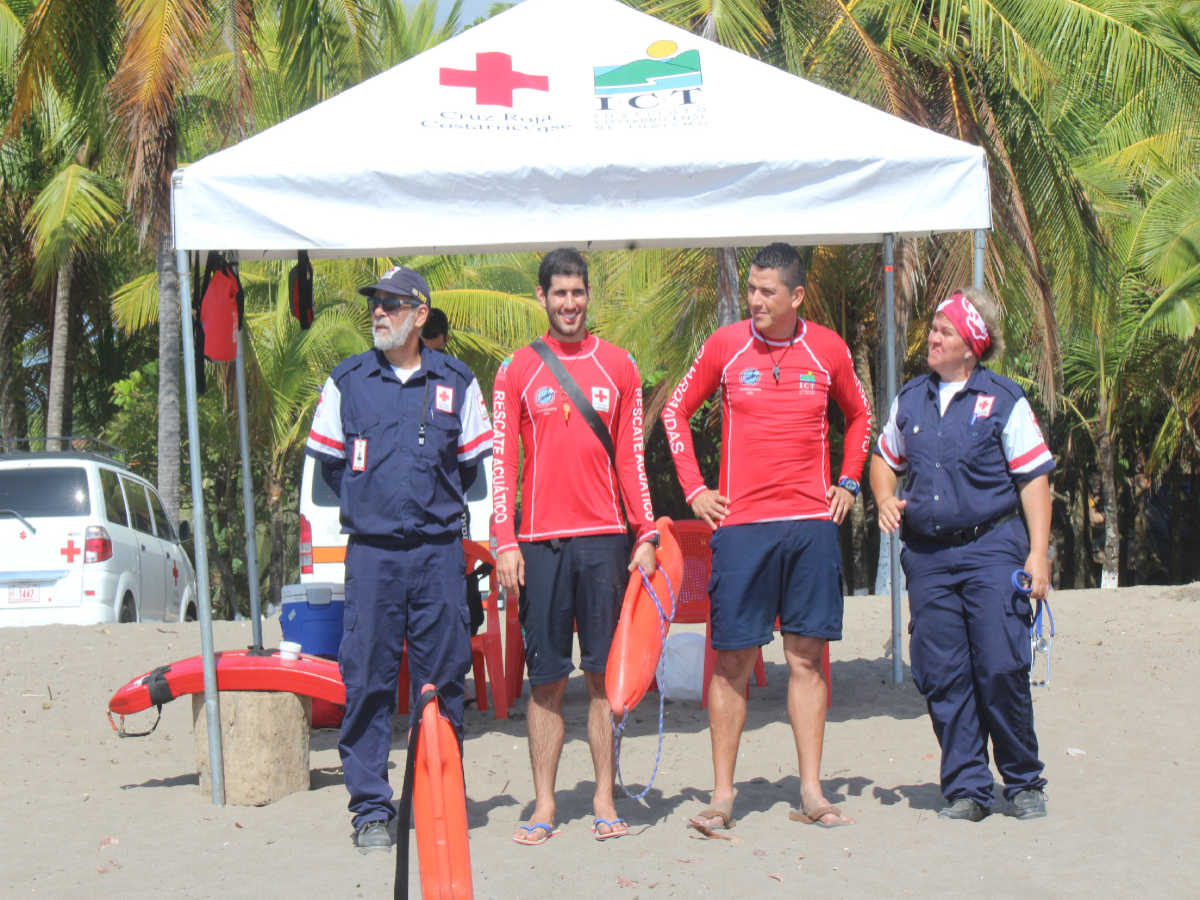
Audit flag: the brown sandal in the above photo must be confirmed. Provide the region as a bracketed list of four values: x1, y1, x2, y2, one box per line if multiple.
[688, 805, 735, 834]
[788, 804, 852, 828]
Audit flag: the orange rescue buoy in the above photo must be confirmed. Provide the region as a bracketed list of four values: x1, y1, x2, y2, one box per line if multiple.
[605, 517, 684, 718]
[412, 684, 472, 899]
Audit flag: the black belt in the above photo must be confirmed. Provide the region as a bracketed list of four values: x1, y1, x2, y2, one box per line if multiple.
[907, 511, 1019, 547]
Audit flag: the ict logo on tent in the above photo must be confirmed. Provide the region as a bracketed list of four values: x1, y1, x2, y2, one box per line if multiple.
[593, 41, 705, 129]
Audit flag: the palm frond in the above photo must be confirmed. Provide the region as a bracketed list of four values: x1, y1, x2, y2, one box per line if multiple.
[639, 0, 773, 56]
[0, 0, 22, 74]
[109, 0, 208, 231]
[25, 161, 122, 286]
[111, 270, 160, 333]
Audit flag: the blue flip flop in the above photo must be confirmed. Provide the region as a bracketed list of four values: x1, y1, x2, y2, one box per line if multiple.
[513, 823, 557, 846]
[591, 817, 629, 841]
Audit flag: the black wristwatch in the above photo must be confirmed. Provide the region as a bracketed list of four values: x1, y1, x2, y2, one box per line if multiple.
[837, 476, 860, 497]
[642, 534, 661, 547]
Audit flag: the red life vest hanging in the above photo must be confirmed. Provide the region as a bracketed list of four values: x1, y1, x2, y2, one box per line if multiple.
[198, 253, 244, 362]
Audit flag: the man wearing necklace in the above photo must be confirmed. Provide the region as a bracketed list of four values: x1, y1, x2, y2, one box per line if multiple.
[663, 242, 872, 832]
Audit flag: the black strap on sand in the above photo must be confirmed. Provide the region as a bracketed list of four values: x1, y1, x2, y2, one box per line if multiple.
[107, 706, 162, 738]
[394, 686, 440, 900]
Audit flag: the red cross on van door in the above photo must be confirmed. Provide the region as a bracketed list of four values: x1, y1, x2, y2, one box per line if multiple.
[60, 539, 80, 563]
[439, 52, 549, 107]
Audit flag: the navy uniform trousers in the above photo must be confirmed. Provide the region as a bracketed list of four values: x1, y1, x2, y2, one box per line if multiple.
[902, 516, 1046, 804]
[339, 535, 471, 829]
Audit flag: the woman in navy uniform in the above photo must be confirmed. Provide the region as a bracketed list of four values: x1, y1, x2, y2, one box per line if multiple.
[869, 288, 1053, 822]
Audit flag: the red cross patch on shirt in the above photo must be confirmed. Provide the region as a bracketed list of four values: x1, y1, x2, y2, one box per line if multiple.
[436, 385, 455, 414]
[973, 395, 995, 419]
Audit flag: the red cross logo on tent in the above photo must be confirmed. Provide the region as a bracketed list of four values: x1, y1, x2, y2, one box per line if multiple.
[439, 52, 549, 107]
[61, 539, 80, 563]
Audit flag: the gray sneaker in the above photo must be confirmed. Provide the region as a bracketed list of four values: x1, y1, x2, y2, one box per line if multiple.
[1011, 789, 1047, 820]
[354, 820, 393, 853]
[938, 797, 989, 822]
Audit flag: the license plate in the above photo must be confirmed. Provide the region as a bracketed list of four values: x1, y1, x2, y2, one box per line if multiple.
[6, 585, 40, 605]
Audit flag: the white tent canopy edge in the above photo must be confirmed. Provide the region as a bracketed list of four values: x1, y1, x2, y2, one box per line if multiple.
[170, 0, 992, 804]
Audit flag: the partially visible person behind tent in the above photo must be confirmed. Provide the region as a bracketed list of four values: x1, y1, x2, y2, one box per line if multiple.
[421, 305, 487, 635]
[422, 307, 450, 351]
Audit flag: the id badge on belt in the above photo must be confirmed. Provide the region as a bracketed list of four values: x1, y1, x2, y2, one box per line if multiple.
[352, 438, 367, 471]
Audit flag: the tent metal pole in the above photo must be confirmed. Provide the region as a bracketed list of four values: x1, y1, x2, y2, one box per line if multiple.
[883, 234, 902, 686]
[973, 229, 986, 289]
[175, 248, 226, 805]
[233, 330, 263, 649]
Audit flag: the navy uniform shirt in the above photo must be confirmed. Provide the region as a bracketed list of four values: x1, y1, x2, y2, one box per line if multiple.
[876, 366, 1054, 538]
[306, 347, 493, 540]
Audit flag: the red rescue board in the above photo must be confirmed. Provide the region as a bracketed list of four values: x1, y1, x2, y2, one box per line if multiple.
[108, 649, 346, 716]
[606, 517, 684, 718]
[413, 685, 472, 899]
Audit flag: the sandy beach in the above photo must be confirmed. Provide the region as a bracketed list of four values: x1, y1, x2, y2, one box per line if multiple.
[2, 583, 1198, 897]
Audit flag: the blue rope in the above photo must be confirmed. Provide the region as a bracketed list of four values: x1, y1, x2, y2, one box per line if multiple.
[1014, 568, 1055, 686]
[613, 565, 677, 802]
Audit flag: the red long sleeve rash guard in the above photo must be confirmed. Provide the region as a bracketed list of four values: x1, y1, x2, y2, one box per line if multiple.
[662, 319, 873, 526]
[491, 332, 656, 554]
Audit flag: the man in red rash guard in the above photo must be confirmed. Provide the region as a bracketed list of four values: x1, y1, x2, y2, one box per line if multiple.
[492, 248, 658, 845]
[663, 243, 872, 832]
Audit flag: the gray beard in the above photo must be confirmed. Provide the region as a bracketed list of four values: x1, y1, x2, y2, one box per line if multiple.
[373, 315, 415, 351]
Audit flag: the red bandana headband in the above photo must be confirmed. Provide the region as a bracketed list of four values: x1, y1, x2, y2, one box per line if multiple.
[936, 292, 991, 359]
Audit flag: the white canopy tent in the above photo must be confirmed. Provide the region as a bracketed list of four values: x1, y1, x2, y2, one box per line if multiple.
[170, 0, 991, 802]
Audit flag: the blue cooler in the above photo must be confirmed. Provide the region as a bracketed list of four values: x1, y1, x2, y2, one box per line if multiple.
[280, 583, 345, 659]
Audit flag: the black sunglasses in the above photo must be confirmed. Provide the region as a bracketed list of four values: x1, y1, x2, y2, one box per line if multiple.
[368, 294, 423, 313]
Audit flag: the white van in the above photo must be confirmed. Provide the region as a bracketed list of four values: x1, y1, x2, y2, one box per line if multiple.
[0, 451, 198, 626]
[298, 454, 493, 583]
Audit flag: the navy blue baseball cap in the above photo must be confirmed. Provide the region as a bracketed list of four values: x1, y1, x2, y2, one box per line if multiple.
[357, 266, 431, 305]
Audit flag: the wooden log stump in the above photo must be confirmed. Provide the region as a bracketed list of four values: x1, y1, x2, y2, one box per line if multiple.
[192, 691, 312, 805]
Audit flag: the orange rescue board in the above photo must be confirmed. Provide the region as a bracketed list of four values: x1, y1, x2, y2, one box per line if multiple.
[413, 685, 472, 899]
[606, 517, 684, 718]
[108, 650, 346, 716]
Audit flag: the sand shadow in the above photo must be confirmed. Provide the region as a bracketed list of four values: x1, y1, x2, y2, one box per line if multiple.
[871, 781, 944, 811]
[120, 772, 199, 790]
[749, 657, 927, 725]
[466, 792, 520, 828]
[309, 765, 344, 790]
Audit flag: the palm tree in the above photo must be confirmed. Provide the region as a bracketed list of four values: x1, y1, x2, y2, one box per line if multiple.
[26, 161, 124, 447]
[4, 0, 126, 449]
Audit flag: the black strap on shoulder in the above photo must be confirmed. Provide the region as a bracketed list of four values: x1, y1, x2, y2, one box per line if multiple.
[394, 686, 439, 900]
[530, 338, 617, 468]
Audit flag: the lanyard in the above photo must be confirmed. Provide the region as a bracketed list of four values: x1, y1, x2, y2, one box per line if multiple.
[1012, 569, 1054, 686]
[417, 376, 430, 447]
